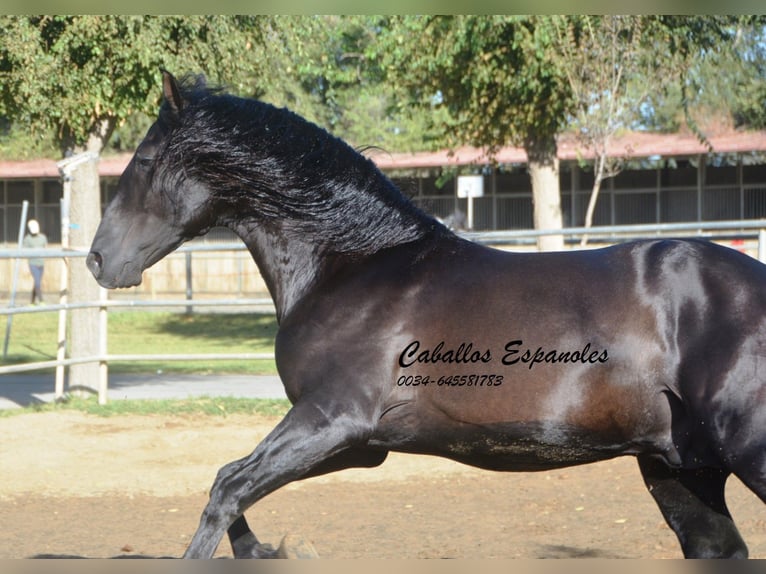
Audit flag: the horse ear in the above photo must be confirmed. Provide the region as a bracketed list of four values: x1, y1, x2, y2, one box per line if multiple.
[161, 70, 185, 115]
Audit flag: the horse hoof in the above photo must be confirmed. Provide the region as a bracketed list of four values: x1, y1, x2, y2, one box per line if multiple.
[276, 534, 319, 559]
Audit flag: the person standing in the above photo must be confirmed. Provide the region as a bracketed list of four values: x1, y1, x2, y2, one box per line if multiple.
[22, 219, 48, 305]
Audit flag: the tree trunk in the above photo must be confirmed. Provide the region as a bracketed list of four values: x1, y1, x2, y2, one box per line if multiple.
[580, 154, 606, 247]
[66, 120, 112, 396]
[526, 136, 564, 252]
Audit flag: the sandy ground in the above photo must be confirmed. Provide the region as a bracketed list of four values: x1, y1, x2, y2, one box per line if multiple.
[0, 411, 763, 559]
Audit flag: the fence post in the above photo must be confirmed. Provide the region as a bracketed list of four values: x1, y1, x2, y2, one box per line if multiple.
[67, 152, 101, 396]
[55, 196, 70, 400]
[185, 251, 193, 315]
[3, 200, 29, 360]
[98, 287, 108, 405]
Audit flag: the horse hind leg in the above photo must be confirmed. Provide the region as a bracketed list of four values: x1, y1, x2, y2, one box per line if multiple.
[729, 441, 766, 504]
[718, 394, 766, 506]
[637, 455, 748, 558]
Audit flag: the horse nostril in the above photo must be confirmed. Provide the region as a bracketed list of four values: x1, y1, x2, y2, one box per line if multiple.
[86, 252, 103, 278]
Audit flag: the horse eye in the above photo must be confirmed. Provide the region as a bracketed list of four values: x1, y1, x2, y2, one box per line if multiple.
[136, 155, 154, 168]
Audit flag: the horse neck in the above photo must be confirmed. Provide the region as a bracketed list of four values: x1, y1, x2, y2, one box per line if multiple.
[225, 175, 438, 321]
[231, 198, 444, 322]
[231, 221, 338, 322]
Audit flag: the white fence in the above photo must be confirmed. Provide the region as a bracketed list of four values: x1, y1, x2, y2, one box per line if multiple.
[2, 219, 766, 405]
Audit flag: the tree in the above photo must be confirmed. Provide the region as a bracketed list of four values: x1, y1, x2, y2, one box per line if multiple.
[553, 16, 760, 245]
[380, 16, 761, 249]
[549, 16, 651, 244]
[0, 16, 271, 156]
[683, 17, 766, 131]
[632, 16, 763, 134]
[0, 15, 270, 396]
[732, 22, 766, 129]
[380, 16, 572, 251]
[258, 15, 446, 152]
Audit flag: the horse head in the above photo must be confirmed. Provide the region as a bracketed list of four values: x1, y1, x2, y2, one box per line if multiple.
[87, 71, 216, 288]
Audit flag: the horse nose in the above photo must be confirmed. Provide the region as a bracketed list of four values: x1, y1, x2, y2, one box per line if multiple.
[86, 251, 103, 279]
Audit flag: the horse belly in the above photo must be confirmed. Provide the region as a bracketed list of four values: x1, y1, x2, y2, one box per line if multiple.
[370, 403, 665, 472]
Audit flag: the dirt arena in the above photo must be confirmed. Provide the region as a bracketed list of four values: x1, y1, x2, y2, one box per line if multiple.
[0, 411, 764, 559]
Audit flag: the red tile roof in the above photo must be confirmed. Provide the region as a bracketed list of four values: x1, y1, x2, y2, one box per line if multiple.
[0, 155, 130, 178]
[2, 130, 766, 178]
[370, 130, 766, 169]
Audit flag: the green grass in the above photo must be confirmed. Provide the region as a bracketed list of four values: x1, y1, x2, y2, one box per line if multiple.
[0, 394, 291, 418]
[2, 310, 278, 375]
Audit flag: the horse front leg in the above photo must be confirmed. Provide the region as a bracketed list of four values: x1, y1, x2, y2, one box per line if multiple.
[183, 401, 370, 559]
[224, 445, 389, 557]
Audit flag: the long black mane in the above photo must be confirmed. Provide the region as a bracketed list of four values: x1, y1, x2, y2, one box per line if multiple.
[159, 76, 443, 254]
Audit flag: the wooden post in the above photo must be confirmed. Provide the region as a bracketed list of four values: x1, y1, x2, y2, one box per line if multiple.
[55, 195, 69, 400]
[185, 251, 193, 315]
[67, 153, 101, 397]
[2, 201, 29, 360]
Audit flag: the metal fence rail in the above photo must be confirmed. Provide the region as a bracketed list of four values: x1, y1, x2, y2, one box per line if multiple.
[2, 219, 766, 405]
[462, 218, 766, 243]
[0, 294, 279, 404]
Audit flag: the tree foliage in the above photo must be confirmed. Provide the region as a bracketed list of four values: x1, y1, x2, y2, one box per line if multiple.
[551, 16, 648, 156]
[0, 15, 270, 155]
[368, 15, 766, 244]
[634, 16, 765, 134]
[693, 16, 766, 131]
[378, 16, 574, 248]
[547, 15, 760, 238]
[378, 15, 761, 155]
[0, 15, 448, 157]
[1, 15, 764, 162]
[379, 15, 573, 156]
[733, 23, 766, 129]
[548, 16, 654, 238]
[256, 15, 447, 152]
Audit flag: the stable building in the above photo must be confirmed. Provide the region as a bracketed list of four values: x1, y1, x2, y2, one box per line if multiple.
[1, 130, 766, 245]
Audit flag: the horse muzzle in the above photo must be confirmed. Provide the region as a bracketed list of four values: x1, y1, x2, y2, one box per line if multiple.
[86, 250, 143, 289]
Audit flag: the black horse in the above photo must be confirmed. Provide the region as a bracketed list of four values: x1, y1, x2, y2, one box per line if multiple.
[88, 72, 765, 559]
